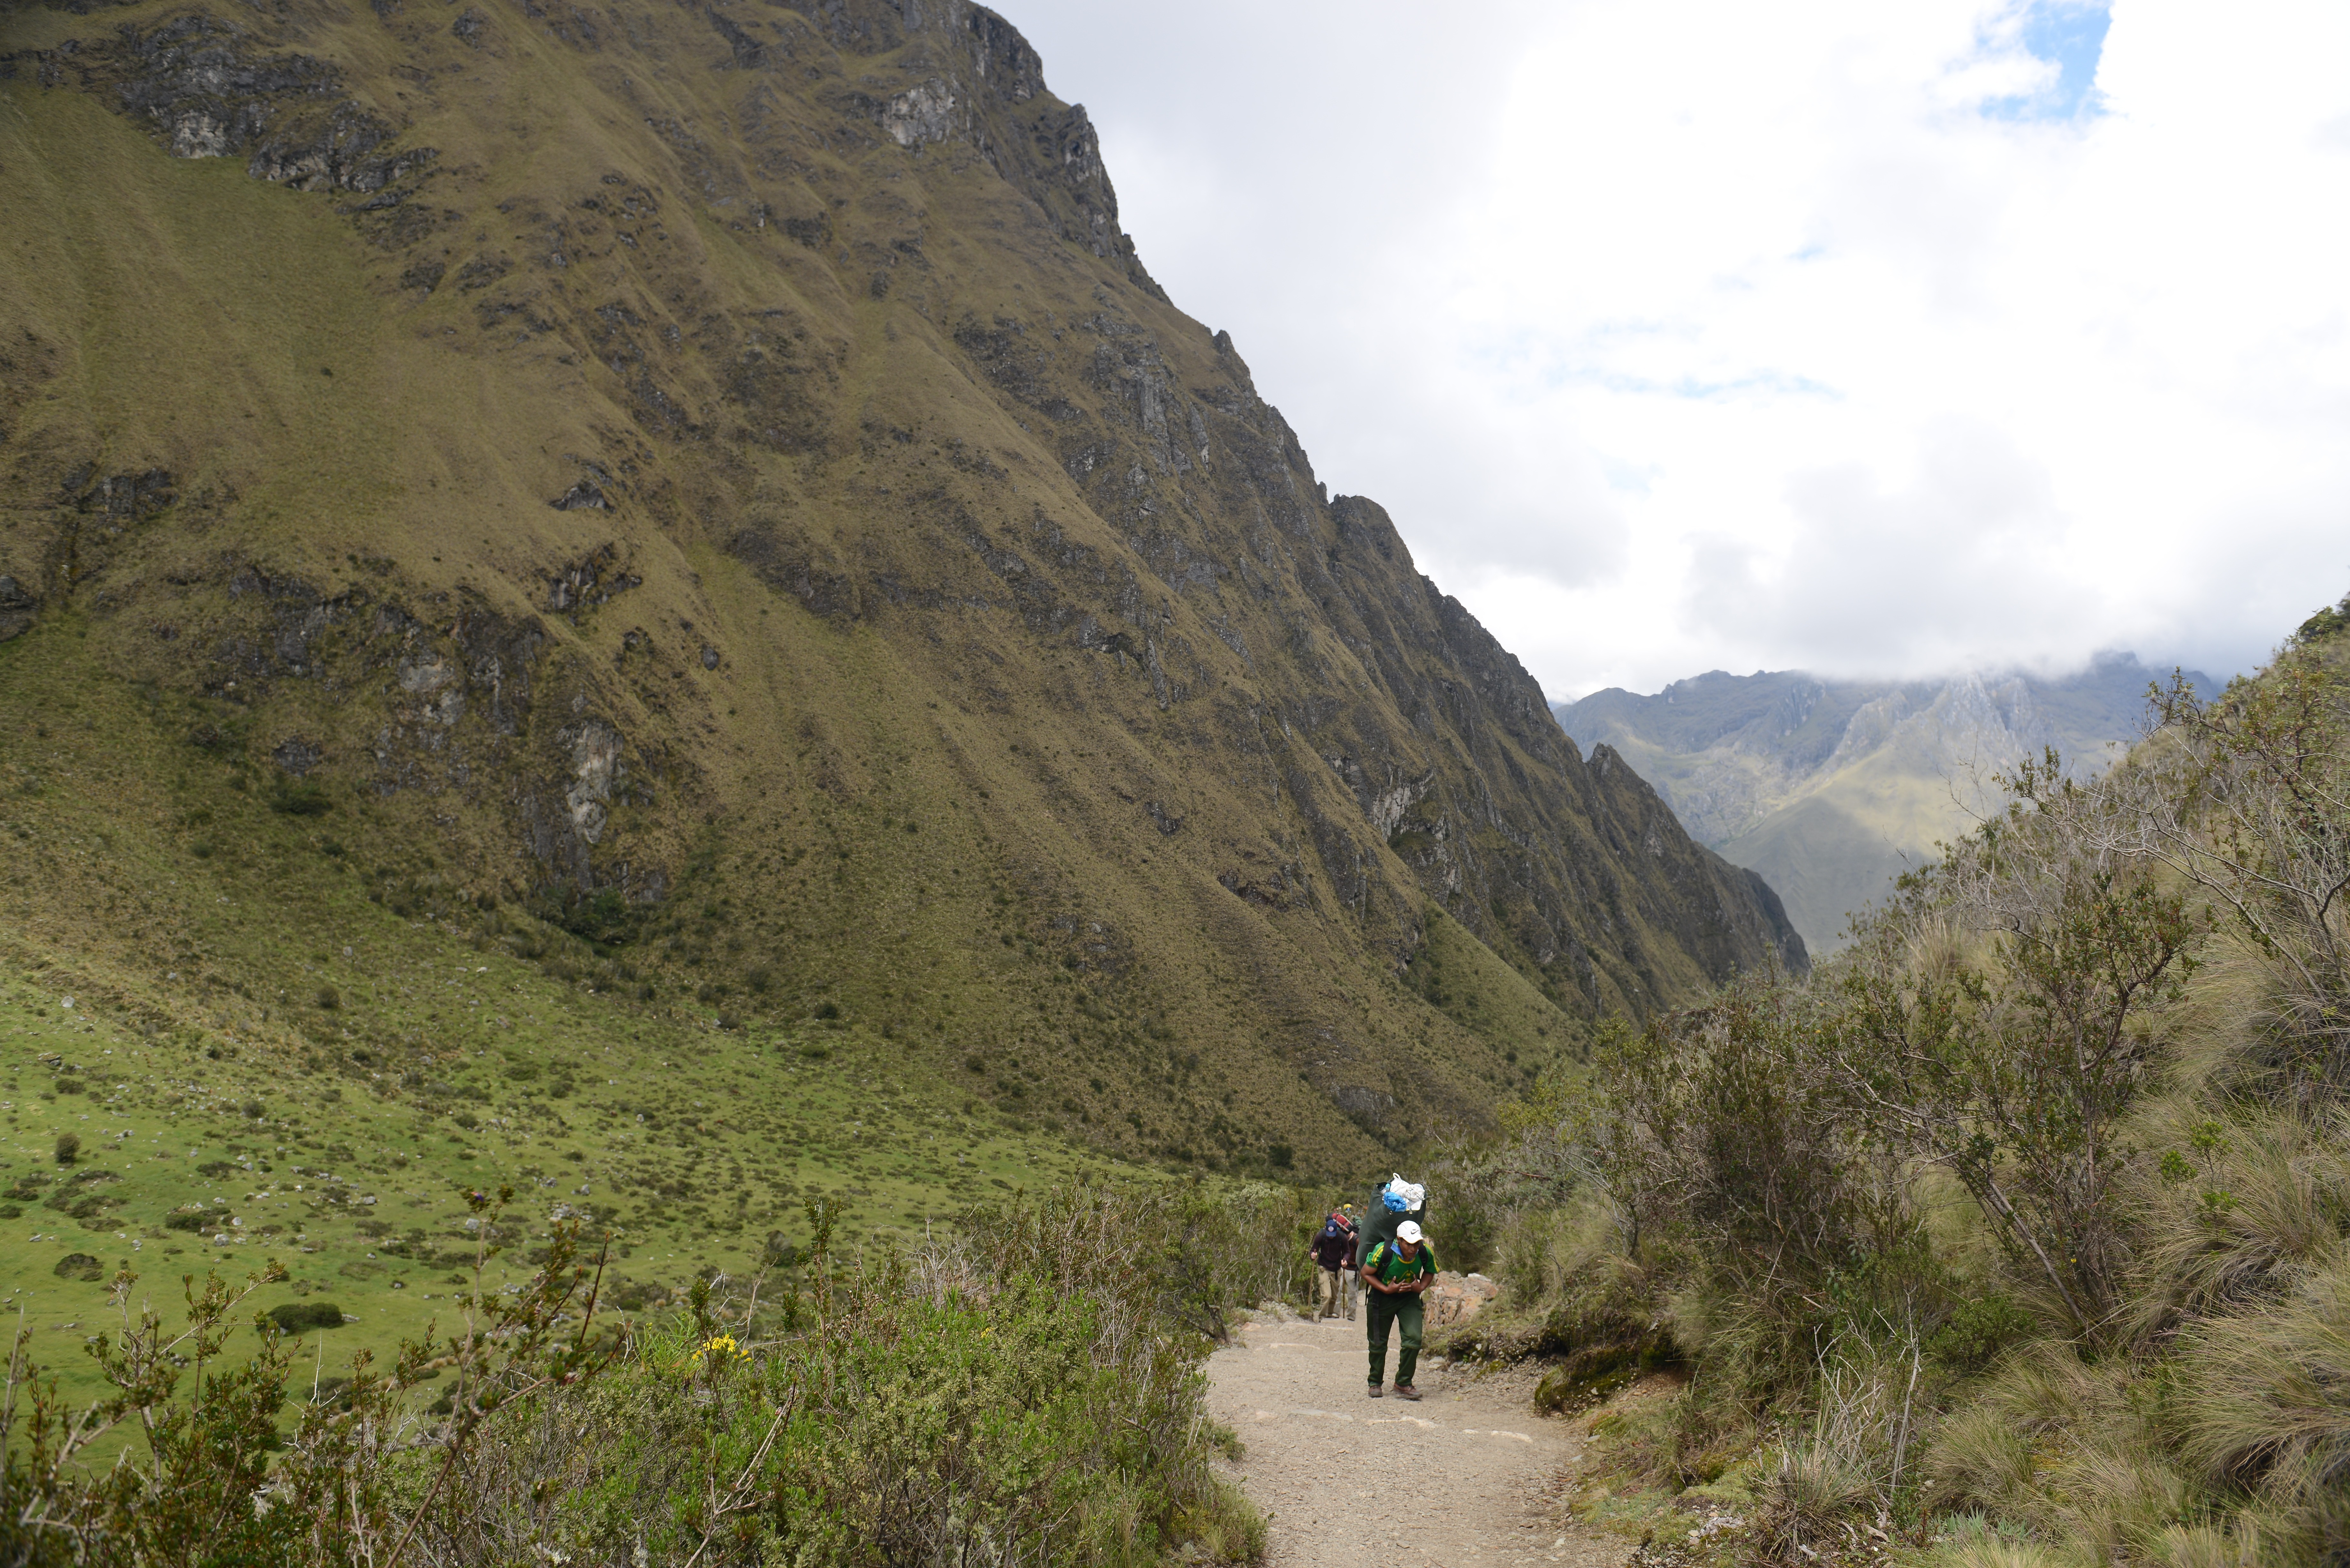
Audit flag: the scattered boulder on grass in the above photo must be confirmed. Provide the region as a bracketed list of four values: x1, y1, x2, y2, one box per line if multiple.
[268, 1301, 347, 1333]
[607, 1277, 665, 1311]
[0, 575, 39, 641]
[1424, 1271, 1501, 1329]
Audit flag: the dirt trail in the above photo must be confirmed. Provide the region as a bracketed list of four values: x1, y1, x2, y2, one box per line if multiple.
[1204, 1311, 1630, 1568]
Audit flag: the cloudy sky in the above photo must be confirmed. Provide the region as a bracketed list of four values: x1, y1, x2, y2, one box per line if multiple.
[1004, 0, 2350, 700]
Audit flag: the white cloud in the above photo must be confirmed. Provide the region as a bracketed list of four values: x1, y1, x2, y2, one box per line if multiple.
[1003, 0, 2350, 698]
[1687, 418, 2087, 670]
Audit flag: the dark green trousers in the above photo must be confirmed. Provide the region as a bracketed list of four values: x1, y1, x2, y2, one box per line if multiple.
[1366, 1291, 1424, 1388]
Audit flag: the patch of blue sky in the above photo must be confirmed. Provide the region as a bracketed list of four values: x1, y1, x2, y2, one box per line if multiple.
[1981, 0, 2111, 123]
[1459, 324, 1837, 403]
[1597, 456, 1662, 496]
[1544, 365, 1844, 402]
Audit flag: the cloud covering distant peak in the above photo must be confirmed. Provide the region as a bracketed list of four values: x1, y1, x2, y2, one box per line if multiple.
[1006, 0, 2350, 699]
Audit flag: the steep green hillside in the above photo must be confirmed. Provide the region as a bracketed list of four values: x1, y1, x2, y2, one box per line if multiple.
[0, 0, 1801, 1365]
[1556, 654, 2213, 950]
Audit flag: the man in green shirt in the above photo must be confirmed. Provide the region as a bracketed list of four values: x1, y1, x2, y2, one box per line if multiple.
[1361, 1219, 1437, 1400]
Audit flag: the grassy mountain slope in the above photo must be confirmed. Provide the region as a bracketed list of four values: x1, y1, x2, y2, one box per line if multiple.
[0, 0, 1800, 1368]
[1556, 654, 2213, 951]
[0, 637, 1131, 1413]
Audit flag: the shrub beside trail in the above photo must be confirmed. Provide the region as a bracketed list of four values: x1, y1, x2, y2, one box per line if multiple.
[0, 1180, 1282, 1566]
[1434, 605, 2350, 1568]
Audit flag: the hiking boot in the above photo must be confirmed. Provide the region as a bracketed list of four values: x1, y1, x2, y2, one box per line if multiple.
[1394, 1385, 1422, 1401]
[1366, 1384, 1384, 1398]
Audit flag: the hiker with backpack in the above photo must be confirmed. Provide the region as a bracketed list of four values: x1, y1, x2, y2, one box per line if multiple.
[1306, 1207, 1357, 1321]
[1362, 1218, 1437, 1399]
[1355, 1173, 1425, 1265]
[1360, 1175, 1435, 1399]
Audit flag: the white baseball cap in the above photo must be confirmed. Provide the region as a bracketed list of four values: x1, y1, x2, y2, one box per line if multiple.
[1396, 1221, 1424, 1244]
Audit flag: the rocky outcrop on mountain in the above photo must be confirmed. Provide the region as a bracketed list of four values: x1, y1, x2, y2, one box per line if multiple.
[0, 0, 1799, 1165]
[47, 15, 439, 197]
[1557, 654, 2215, 952]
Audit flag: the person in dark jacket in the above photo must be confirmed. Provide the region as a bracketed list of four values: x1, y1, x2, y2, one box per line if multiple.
[1306, 1210, 1353, 1320]
[1346, 1213, 1365, 1321]
[1336, 1204, 1361, 1319]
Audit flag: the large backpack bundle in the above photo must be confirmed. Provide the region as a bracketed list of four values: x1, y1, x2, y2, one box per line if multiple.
[1357, 1172, 1427, 1262]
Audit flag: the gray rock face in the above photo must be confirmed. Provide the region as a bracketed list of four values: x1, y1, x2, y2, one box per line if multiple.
[0, 577, 38, 643]
[705, 10, 761, 68]
[881, 79, 956, 146]
[966, 8, 1043, 103]
[565, 720, 625, 847]
[95, 16, 435, 195]
[546, 548, 639, 616]
[62, 467, 176, 519]
[272, 737, 323, 776]
[549, 481, 610, 512]
[396, 651, 464, 727]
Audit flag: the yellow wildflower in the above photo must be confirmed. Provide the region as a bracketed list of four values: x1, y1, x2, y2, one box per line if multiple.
[688, 1333, 752, 1372]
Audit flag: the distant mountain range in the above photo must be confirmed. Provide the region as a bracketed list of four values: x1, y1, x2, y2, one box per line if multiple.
[1554, 654, 2218, 953]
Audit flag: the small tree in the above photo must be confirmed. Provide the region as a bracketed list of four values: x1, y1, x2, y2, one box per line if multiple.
[0, 1262, 299, 1561]
[2143, 657, 2350, 1098]
[51, 1134, 77, 1167]
[1827, 754, 2201, 1335]
[1594, 981, 1894, 1289]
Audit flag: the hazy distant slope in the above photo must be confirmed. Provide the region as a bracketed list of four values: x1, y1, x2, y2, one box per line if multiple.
[1555, 654, 2214, 951]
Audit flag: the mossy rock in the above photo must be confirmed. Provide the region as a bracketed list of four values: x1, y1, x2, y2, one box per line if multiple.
[268, 1300, 348, 1333]
[1530, 1320, 1679, 1412]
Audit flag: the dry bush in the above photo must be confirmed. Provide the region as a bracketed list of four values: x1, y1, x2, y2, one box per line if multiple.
[1752, 1343, 1928, 1560]
[2174, 1252, 2350, 1536]
[1939, 1537, 2081, 1568]
[2126, 1109, 2350, 1343]
[1925, 1400, 2037, 1514]
[2142, 1522, 2267, 1568]
[2046, 1444, 2199, 1566]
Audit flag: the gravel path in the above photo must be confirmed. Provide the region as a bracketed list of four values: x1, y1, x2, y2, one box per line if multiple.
[1204, 1311, 1631, 1568]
